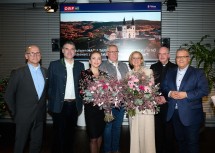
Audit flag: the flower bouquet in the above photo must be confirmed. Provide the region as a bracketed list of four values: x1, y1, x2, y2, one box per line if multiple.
[121, 71, 160, 117]
[80, 75, 124, 122]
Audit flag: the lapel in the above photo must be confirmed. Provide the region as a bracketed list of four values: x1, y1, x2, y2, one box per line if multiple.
[24, 66, 39, 100]
[179, 66, 192, 91]
[40, 67, 47, 99]
[172, 68, 178, 90]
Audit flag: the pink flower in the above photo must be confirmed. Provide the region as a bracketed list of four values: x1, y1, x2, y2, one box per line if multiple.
[139, 85, 144, 91]
[103, 84, 108, 89]
[90, 86, 96, 91]
[144, 86, 152, 93]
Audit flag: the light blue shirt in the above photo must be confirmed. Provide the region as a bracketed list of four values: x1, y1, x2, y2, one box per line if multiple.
[28, 63, 45, 99]
[176, 66, 189, 91]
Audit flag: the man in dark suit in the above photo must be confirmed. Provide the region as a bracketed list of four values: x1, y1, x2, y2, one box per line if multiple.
[150, 46, 176, 153]
[48, 41, 85, 153]
[5, 45, 48, 153]
[162, 48, 209, 153]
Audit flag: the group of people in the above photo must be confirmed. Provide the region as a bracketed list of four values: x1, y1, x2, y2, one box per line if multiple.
[4, 41, 209, 153]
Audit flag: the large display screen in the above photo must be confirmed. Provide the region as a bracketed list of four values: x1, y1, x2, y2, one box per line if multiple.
[60, 2, 161, 61]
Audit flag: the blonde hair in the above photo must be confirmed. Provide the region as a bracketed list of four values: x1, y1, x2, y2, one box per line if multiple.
[128, 51, 144, 68]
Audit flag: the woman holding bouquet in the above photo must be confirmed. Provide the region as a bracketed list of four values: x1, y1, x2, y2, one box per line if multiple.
[126, 51, 157, 153]
[79, 50, 107, 153]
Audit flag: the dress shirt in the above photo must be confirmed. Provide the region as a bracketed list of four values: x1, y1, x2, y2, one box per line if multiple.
[176, 66, 188, 91]
[28, 63, 45, 99]
[108, 59, 122, 80]
[64, 59, 76, 99]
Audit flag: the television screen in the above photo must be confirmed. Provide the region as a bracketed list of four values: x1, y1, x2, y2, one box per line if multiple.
[60, 2, 161, 61]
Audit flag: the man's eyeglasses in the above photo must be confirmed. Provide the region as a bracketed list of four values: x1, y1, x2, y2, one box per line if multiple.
[26, 52, 41, 56]
[176, 56, 189, 60]
[108, 51, 119, 54]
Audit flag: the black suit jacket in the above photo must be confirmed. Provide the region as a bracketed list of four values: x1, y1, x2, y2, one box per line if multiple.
[48, 59, 85, 114]
[4, 65, 48, 123]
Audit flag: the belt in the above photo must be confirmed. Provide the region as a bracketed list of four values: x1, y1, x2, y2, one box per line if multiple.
[64, 99, 76, 102]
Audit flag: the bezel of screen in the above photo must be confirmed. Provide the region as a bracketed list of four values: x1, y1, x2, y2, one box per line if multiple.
[60, 2, 161, 61]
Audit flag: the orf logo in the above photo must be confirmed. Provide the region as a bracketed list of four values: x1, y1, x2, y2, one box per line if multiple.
[64, 6, 75, 12]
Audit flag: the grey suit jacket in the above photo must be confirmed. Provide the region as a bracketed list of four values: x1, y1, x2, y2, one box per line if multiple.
[99, 60, 129, 79]
[4, 65, 48, 123]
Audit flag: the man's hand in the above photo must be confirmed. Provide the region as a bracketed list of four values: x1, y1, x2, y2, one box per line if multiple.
[170, 91, 187, 99]
[155, 96, 167, 104]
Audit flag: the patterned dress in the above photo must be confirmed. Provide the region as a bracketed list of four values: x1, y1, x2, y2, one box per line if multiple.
[79, 69, 107, 138]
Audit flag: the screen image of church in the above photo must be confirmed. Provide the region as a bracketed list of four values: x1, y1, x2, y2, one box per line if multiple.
[116, 18, 136, 39]
[104, 18, 137, 40]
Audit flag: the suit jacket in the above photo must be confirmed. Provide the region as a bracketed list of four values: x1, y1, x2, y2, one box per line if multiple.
[4, 65, 48, 123]
[48, 58, 85, 114]
[161, 66, 209, 126]
[99, 60, 129, 79]
[150, 61, 177, 86]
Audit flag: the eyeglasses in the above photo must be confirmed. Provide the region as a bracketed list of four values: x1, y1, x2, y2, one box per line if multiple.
[26, 52, 41, 56]
[108, 51, 119, 54]
[132, 57, 142, 60]
[176, 56, 189, 60]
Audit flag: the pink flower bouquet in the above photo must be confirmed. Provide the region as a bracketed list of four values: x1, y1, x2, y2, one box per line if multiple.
[121, 71, 160, 117]
[80, 75, 124, 122]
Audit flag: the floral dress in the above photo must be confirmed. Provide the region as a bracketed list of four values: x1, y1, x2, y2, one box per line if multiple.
[79, 69, 107, 138]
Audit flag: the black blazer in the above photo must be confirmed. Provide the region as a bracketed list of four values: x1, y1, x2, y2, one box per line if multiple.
[48, 59, 85, 114]
[4, 65, 48, 123]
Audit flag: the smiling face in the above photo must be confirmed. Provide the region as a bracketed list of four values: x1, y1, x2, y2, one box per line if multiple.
[62, 43, 76, 60]
[176, 49, 190, 69]
[106, 45, 119, 63]
[89, 52, 102, 69]
[158, 47, 170, 65]
[129, 51, 144, 70]
[25, 45, 41, 67]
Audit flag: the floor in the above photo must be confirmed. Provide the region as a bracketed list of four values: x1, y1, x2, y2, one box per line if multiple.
[0, 122, 214, 153]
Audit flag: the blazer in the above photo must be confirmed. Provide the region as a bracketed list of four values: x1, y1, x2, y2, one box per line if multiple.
[161, 66, 209, 126]
[4, 65, 48, 123]
[99, 60, 129, 79]
[48, 58, 85, 114]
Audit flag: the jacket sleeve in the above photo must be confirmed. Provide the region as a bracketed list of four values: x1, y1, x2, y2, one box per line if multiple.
[4, 69, 19, 117]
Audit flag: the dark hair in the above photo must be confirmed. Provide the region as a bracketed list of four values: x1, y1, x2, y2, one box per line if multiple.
[62, 41, 76, 49]
[89, 50, 102, 59]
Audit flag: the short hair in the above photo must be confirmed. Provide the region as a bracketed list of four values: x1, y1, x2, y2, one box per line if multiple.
[25, 45, 40, 53]
[176, 48, 190, 56]
[89, 49, 101, 59]
[159, 46, 170, 54]
[62, 41, 76, 49]
[106, 44, 118, 52]
[128, 51, 144, 69]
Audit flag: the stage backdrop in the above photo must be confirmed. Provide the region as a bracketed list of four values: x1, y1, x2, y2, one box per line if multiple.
[60, 2, 161, 61]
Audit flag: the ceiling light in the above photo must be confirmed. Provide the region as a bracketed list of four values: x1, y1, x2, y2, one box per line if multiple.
[44, 0, 58, 13]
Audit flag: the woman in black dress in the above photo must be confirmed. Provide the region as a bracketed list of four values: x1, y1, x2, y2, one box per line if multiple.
[79, 50, 107, 153]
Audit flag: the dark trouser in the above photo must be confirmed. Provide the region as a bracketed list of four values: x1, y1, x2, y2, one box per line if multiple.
[14, 120, 44, 153]
[103, 107, 124, 153]
[51, 101, 78, 153]
[172, 110, 201, 153]
[155, 104, 175, 153]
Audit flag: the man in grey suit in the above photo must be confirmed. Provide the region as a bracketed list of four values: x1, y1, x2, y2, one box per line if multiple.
[100, 44, 129, 153]
[5, 45, 48, 153]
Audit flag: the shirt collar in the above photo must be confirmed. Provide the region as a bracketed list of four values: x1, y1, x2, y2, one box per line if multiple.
[178, 65, 189, 72]
[27, 63, 40, 70]
[64, 58, 74, 68]
[108, 59, 118, 66]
